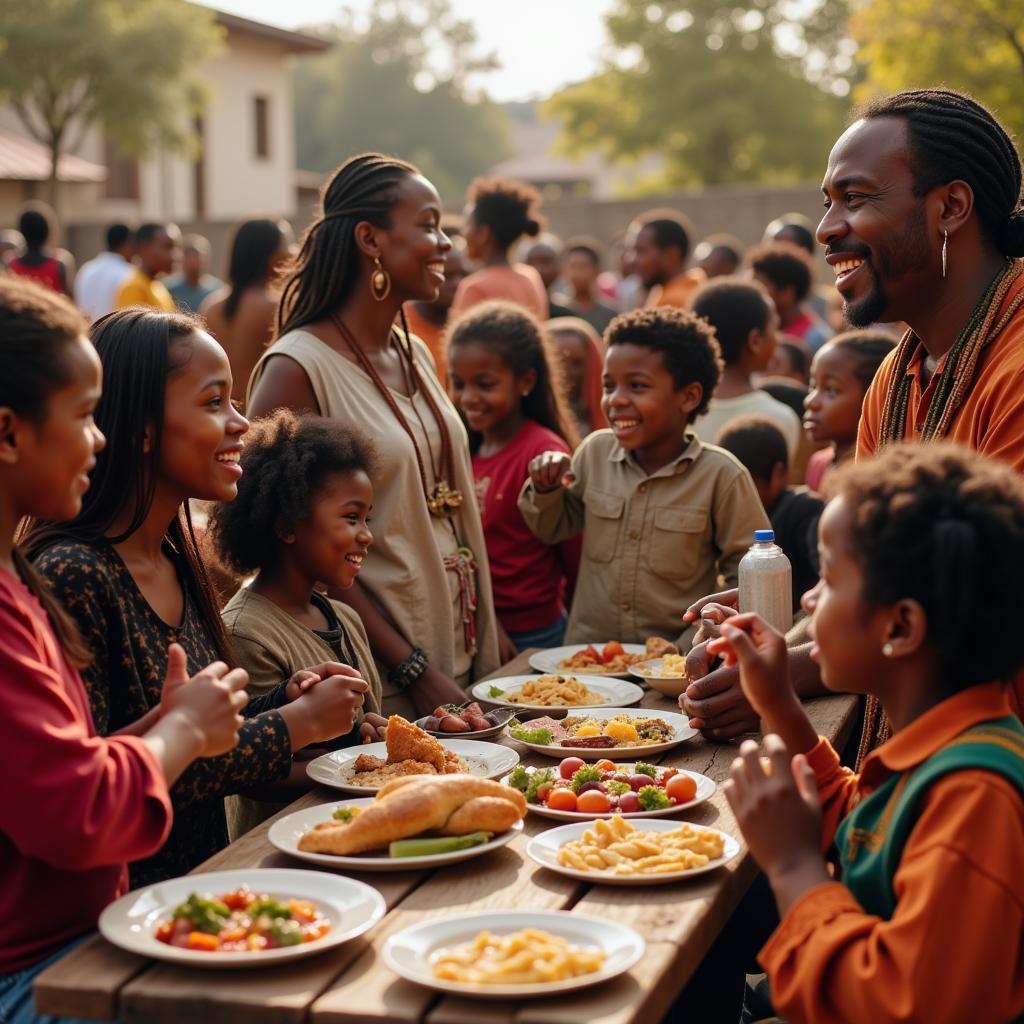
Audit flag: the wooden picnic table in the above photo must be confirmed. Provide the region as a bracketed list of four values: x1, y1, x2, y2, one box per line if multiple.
[36, 651, 858, 1024]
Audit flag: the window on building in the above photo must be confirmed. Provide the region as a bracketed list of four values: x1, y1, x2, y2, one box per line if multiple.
[104, 137, 140, 200]
[254, 96, 270, 160]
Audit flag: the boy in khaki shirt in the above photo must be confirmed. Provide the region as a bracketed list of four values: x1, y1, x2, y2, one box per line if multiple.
[519, 307, 767, 646]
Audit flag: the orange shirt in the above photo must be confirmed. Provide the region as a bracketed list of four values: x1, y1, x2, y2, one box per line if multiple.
[858, 269, 1024, 469]
[857, 269, 1024, 715]
[645, 268, 706, 309]
[760, 682, 1024, 1024]
[402, 304, 447, 387]
[450, 264, 549, 322]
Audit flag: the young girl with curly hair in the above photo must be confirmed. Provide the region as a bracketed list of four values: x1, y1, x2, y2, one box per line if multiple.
[210, 410, 386, 836]
[712, 444, 1024, 1024]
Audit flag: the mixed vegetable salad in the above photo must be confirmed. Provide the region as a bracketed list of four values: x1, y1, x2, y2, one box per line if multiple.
[507, 758, 698, 815]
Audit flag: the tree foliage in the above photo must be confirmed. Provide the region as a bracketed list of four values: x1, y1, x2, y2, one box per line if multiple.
[546, 0, 852, 188]
[293, 0, 512, 204]
[852, 0, 1024, 143]
[0, 0, 223, 212]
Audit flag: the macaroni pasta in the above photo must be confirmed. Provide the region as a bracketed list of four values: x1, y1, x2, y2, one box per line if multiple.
[557, 815, 725, 875]
[506, 675, 604, 706]
[431, 928, 605, 984]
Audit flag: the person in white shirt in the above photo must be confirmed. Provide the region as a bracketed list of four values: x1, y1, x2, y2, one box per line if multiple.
[74, 223, 134, 321]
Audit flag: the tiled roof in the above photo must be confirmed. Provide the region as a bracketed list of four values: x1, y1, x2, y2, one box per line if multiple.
[0, 129, 106, 183]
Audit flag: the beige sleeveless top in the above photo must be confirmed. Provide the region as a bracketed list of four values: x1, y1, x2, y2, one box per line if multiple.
[248, 329, 500, 714]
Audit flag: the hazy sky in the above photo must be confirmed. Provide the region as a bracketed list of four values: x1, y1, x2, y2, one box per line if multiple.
[199, 1, 614, 101]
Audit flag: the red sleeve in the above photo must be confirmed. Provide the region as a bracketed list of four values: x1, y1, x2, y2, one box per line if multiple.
[0, 590, 172, 871]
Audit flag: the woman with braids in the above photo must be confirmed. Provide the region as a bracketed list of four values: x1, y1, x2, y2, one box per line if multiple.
[681, 87, 1024, 747]
[22, 309, 372, 883]
[201, 218, 293, 401]
[449, 176, 549, 321]
[247, 153, 500, 719]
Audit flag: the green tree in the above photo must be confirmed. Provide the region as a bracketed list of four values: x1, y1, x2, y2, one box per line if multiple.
[546, 0, 852, 188]
[852, 0, 1024, 141]
[0, 0, 223, 217]
[293, 0, 512, 204]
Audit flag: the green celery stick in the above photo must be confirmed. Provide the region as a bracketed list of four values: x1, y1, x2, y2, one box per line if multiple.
[388, 832, 492, 858]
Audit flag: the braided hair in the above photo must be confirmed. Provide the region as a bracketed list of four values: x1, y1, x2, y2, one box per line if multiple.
[276, 153, 419, 338]
[861, 88, 1024, 257]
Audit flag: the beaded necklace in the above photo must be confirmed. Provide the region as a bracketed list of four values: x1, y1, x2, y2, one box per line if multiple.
[330, 313, 464, 517]
[329, 313, 478, 657]
[879, 259, 1024, 444]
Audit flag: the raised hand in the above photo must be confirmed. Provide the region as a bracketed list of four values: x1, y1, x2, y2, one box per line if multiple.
[527, 450, 574, 494]
[159, 643, 250, 757]
[723, 735, 828, 908]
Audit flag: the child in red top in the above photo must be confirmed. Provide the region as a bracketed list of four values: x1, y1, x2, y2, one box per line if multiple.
[0, 279, 249, 1022]
[447, 300, 580, 659]
[802, 330, 894, 493]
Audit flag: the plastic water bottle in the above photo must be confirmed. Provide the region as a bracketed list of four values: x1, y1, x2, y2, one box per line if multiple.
[738, 529, 793, 634]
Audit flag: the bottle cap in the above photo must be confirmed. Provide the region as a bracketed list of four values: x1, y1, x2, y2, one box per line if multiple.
[753, 529, 775, 542]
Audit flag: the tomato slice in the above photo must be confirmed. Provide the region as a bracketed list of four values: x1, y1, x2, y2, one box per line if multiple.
[601, 641, 625, 663]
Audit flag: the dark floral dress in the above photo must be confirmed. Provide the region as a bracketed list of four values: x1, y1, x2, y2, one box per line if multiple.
[33, 539, 292, 886]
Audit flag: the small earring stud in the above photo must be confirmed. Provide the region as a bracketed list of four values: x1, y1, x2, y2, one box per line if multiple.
[882, 642, 894, 657]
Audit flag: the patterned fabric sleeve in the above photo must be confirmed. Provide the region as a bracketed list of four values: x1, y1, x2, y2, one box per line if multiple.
[33, 541, 293, 809]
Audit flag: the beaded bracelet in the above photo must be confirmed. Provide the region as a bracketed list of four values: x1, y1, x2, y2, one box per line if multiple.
[389, 646, 428, 691]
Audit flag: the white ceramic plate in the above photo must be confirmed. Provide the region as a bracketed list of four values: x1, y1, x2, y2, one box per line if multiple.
[472, 674, 643, 711]
[527, 819, 741, 886]
[628, 658, 688, 683]
[509, 707, 697, 758]
[269, 798, 523, 871]
[98, 868, 385, 968]
[382, 909, 644, 998]
[505, 765, 715, 821]
[306, 740, 520, 795]
[528, 644, 648, 678]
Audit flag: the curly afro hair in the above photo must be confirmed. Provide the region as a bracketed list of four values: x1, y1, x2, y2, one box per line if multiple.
[604, 306, 722, 422]
[466, 176, 545, 249]
[830, 443, 1024, 692]
[209, 410, 377, 576]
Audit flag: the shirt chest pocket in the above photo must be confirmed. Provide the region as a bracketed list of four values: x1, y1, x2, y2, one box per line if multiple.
[646, 506, 708, 581]
[583, 489, 625, 564]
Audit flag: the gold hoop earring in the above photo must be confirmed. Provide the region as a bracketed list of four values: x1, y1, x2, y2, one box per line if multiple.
[371, 256, 391, 302]
[941, 229, 948, 279]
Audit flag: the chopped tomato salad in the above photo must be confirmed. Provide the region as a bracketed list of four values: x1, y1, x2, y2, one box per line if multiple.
[154, 887, 332, 952]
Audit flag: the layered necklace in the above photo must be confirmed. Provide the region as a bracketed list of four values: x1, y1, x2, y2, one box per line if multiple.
[330, 313, 478, 656]
[879, 258, 1024, 444]
[860, 257, 1024, 766]
[331, 313, 464, 518]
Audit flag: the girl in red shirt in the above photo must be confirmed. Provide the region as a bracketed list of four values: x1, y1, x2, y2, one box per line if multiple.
[0, 278, 250, 1022]
[447, 300, 580, 660]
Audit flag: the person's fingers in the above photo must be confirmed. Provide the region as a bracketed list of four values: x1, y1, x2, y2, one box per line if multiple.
[684, 642, 712, 677]
[722, 778, 741, 812]
[792, 753, 820, 811]
[734, 738, 761, 782]
[764, 733, 791, 778]
[718, 622, 761, 669]
[164, 644, 189, 688]
[222, 668, 250, 692]
[562, 471, 576, 486]
[195, 660, 229, 681]
[229, 689, 249, 712]
[320, 674, 370, 692]
[685, 666, 735, 700]
[683, 588, 739, 622]
[682, 686, 745, 720]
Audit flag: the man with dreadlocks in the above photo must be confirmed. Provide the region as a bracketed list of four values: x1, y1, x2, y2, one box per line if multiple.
[819, 88, 1024, 758]
[682, 88, 1024, 747]
[822, 89, 1024, 464]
